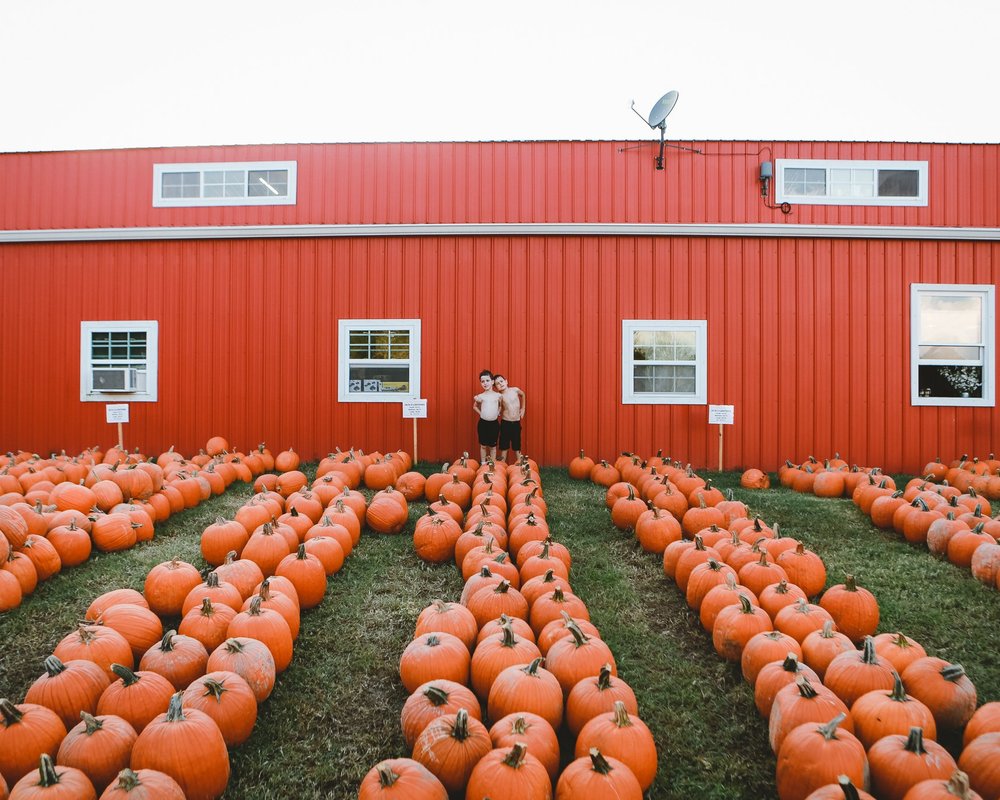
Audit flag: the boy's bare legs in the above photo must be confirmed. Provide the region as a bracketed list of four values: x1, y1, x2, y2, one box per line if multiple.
[481, 445, 497, 462]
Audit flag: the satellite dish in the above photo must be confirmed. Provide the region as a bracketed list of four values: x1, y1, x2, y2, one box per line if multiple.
[647, 90, 679, 129]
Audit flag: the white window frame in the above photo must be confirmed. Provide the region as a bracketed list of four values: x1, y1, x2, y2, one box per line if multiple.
[152, 161, 297, 207]
[338, 319, 421, 403]
[776, 159, 928, 206]
[621, 320, 708, 405]
[911, 284, 995, 408]
[80, 320, 158, 402]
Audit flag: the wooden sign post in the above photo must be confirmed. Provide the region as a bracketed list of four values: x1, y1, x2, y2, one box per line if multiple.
[105, 403, 130, 450]
[401, 399, 428, 463]
[707, 405, 734, 471]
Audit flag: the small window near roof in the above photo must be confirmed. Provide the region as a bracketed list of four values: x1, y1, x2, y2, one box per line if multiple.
[80, 321, 158, 402]
[776, 159, 927, 206]
[338, 320, 421, 403]
[621, 320, 707, 405]
[153, 161, 297, 207]
[911, 284, 995, 407]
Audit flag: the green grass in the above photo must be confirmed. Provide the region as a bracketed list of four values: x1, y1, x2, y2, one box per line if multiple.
[1, 468, 997, 799]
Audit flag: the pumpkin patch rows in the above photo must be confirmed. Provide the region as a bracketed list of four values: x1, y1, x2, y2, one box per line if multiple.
[575, 452, 1000, 800]
[0, 441, 379, 798]
[0, 440, 275, 613]
[361, 456, 655, 799]
[770, 454, 1000, 590]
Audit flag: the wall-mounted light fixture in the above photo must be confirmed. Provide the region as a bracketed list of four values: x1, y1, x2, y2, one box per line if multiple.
[759, 161, 773, 198]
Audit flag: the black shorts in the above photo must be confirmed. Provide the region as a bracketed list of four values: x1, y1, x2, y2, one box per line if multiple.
[477, 417, 500, 446]
[499, 419, 522, 451]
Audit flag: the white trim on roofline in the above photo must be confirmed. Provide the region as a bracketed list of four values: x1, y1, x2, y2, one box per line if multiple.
[2, 222, 1000, 243]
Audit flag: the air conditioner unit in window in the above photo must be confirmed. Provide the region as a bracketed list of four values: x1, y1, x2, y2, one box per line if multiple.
[92, 368, 139, 392]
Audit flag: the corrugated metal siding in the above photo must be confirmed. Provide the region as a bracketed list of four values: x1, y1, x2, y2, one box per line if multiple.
[1, 236, 997, 471]
[2, 141, 999, 231]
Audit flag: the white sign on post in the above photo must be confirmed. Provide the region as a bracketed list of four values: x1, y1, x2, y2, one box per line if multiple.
[105, 403, 130, 424]
[708, 405, 734, 425]
[401, 399, 428, 419]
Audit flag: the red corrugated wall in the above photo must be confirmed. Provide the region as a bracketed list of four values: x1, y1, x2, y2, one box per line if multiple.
[1, 140, 998, 229]
[1, 235, 997, 471]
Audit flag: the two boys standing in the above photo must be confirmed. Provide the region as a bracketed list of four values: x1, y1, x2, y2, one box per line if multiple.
[473, 369, 526, 463]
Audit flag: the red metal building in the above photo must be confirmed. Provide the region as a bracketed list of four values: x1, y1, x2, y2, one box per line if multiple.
[1, 140, 997, 472]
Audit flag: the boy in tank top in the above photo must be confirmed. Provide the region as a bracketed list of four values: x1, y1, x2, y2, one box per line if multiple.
[473, 369, 501, 462]
[493, 374, 525, 464]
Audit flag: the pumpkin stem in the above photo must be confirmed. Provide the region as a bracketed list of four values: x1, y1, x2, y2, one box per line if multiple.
[941, 664, 967, 682]
[781, 653, 800, 673]
[111, 663, 142, 686]
[500, 619, 518, 648]
[843, 574, 858, 592]
[523, 657, 545, 676]
[376, 762, 400, 788]
[566, 619, 590, 647]
[160, 630, 178, 651]
[37, 753, 62, 787]
[248, 595, 265, 615]
[501, 742, 529, 769]
[423, 685, 451, 707]
[818, 712, 847, 740]
[164, 691, 186, 722]
[612, 700, 633, 728]
[451, 708, 471, 741]
[552, 585, 565, 602]
[81, 711, 104, 734]
[836, 775, 862, 800]
[795, 675, 819, 699]
[945, 771, 974, 798]
[114, 769, 143, 791]
[596, 664, 613, 691]
[904, 726, 927, 755]
[494, 579, 511, 595]
[860, 636, 878, 664]
[43, 655, 67, 677]
[737, 594, 754, 614]
[0, 698, 24, 726]
[199, 597, 216, 616]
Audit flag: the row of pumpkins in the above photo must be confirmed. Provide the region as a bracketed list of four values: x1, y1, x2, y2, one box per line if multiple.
[771, 454, 1000, 591]
[0, 439, 364, 799]
[360, 456, 656, 799]
[574, 451, 999, 800]
[0, 441, 294, 613]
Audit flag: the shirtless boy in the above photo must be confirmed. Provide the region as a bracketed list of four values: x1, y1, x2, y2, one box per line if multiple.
[472, 369, 501, 462]
[493, 374, 525, 463]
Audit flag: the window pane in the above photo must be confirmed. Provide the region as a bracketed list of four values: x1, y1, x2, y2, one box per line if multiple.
[349, 345, 369, 359]
[919, 345, 982, 361]
[919, 295, 983, 344]
[203, 184, 224, 197]
[918, 365, 983, 398]
[633, 346, 654, 362]
[675, 344, 696, 361]
[203, 171, 224, 184]
[878, 170, 919, 197]
[654, 331, 673, 345]
[633, 331, 654, 346]
[348, 365, 411, 393]
[633, 377, 653, 393]
[653, 376, 674, 392]
[248, 170, 288, 197]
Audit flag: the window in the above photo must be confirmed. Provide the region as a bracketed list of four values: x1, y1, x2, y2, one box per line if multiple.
[152, 161, 297, 207]
[80, 321, 158, 402]
[776, 159, 928, 206]
[911, 284, 995, 407]
[622, 320, 707, 405]
[338, 320, 421, 403]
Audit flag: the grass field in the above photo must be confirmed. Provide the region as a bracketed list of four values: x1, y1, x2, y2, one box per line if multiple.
[1, 467, 997, 799]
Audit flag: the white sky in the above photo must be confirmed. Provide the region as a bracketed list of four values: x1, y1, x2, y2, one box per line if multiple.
[2, 0, 997, 153]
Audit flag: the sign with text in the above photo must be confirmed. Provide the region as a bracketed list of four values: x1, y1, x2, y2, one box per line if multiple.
[105, 403, 130, 424]
[402, 399, 428, 419]
[708, 405, 734, 425]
